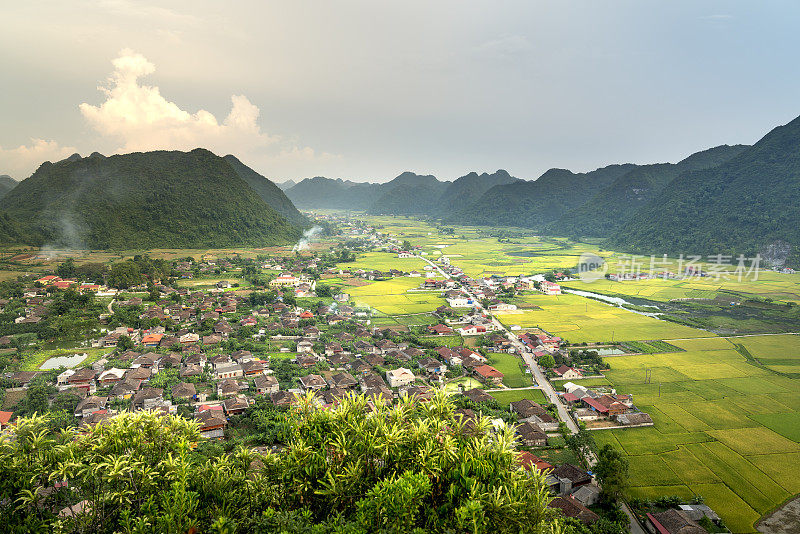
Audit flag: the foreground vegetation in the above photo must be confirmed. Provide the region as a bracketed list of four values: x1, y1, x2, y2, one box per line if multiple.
[1, 392, 568, 534]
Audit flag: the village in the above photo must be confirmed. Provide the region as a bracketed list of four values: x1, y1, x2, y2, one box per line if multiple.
[0, 216, 726, 534]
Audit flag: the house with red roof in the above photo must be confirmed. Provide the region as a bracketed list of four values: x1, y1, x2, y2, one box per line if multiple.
[474, 364, 504, 385]
[428, 324, 454, 336]
[0, 410, 13, 430]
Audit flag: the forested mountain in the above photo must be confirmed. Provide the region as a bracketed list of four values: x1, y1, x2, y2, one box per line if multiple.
[549, 144, 748, 237]
[284, 176, 383, 210]
[276, 179, 296, 190]
[0, 174, 17, 200]
[606, 114, 800, 258]
[446, 164, 635, 228]
[223, 155, 307, 225]
[366, 171, 447, 215]
[436, 170, 520, 213]
[0, 149, 302, 249]
[285, 170, 518, 216]
[285, 172, 445, 212]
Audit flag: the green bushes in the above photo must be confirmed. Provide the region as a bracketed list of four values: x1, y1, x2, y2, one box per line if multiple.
[0, 391, 563, 533]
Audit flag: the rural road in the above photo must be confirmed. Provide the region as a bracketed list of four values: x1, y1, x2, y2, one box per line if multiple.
[107, 299, 115, 315]
[418, 254, 578, 431]
[418, 253, 647, 534]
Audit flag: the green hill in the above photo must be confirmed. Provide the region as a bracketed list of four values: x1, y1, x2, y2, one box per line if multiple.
[549, 145, 748, 237]
[0, 149, 302, 249]
[223, 154, 307, 225]
[606, 114, 800, 259]
[286, 170, 517, 217]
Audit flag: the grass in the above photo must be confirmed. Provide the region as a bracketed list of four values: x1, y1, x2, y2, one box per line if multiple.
[486, 352, 532, 388]
[488, 389, 547, 407]
[19, 347, 113, 371]
[443, 377, 483, 393]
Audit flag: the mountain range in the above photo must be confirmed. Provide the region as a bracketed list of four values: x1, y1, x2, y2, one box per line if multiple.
[0, 149, 303, 249]
[281, 113, 800, 258]
[284, 169, 519, 215]
[3, 113, 799, 259]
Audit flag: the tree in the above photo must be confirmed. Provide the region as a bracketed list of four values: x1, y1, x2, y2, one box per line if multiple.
[594, 444, 629, 503]
[402, 240, 412, 251]
[116, 334, 134, 351]
[565, 429, 595, 465]
[56, 258, 76, 279]
[539, 353, 556, 369]
[315, 283, 332, 298]
[107, 261, 142, 289]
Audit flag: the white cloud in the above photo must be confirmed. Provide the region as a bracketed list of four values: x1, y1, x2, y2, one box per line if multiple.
[0, 139, 77, 179]
[78, 49, 334, 171]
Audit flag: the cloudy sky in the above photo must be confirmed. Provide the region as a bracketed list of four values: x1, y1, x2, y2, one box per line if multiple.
[1, 1, 798, 182]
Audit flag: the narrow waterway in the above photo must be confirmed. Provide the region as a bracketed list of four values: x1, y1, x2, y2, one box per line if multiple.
[562, 288, 663, 318]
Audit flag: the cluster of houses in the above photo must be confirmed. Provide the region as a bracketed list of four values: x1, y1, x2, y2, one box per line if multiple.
[561, 382, 653, 427]
[9, 280, 115, 326]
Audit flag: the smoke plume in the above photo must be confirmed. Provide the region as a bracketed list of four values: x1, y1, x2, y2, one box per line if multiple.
[292, 225, 322, 252]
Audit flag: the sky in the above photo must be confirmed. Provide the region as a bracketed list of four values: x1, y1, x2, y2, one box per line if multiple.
[1, 1, 799, 182]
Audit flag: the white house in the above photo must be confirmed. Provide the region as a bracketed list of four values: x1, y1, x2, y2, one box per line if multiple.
[446, 296, 472, 307]
[539, 281, 562, 295]
[386, 368, 415, 388]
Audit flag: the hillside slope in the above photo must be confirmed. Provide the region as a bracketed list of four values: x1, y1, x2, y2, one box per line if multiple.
[223, 155, 307, 226]
[0, 149, 301, 249]
[366, 172, 447, 215]
[607, 115, 800, 259]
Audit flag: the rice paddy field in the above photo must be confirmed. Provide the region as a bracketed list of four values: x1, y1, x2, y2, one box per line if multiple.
[589, 335, 800, 533]
[344, 251, 430, 272]
[494, 293, 707, 343]
[564, 269, 800, 304]
[735, 333, 800, 375]
[432, 237, 614, 279]
[347, 277, 447, 315]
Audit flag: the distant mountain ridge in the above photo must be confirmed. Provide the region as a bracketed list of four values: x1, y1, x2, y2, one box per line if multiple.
[445, 165, 635, 228]
[284, 169, 520, 215]
[0, 174, 17, 200]
[0, 149, 302, 249]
